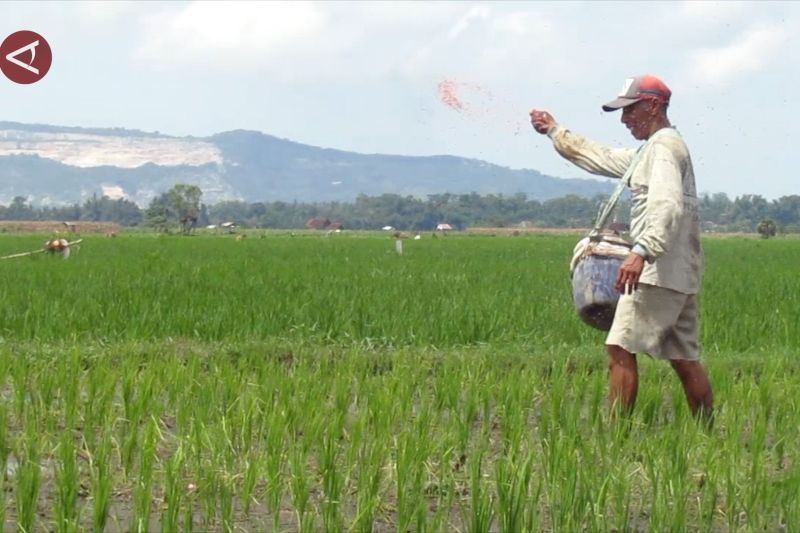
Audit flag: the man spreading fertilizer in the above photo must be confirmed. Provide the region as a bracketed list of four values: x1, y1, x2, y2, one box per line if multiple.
[530, 74, 713, 422]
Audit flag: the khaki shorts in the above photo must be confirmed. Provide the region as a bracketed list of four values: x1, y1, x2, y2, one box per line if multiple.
[606, 283, 700, 361]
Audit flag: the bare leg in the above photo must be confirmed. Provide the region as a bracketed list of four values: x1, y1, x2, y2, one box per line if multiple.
[670, 359, 714, 424]
[607, 344, 638, 415]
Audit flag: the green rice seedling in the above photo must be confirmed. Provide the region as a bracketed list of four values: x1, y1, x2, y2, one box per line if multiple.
[161, 444, 185, 533]
[541, 433, 585, 532]
[199, 460, 219, 528]
[608, 462, 633, 531]
[586, 365, 606, 428]
[120, 362, 142, 477]
[394, 399, 433, 533]
[10, 357, 29, 423]
[241, 451, 259, 516]
[696, 464, 719, 533]
[216, 415, 237, 472]
[263, 410, 287, 532]
[777, 466, 800, 530]
[666, 430, 691, 531]
[173, 355, 201, 437]
[0, 403, 8, 473]
[237, 392, 258, 458]
[722, 427, 744, 530]
[429, 432, 459, 533]
[495, 380, 529, 456]
[464, 446, 494, 533]
[290, 445, 312, 532]
[131, 417, 159, 533]
[494, 451, 533, 533]
[426, 447, 457, 531]
[346, 373, 391, 529]
[219, 472, 235, 533]
[0, 404, 6, 532]
[183, 475, 198, 533]
[571, 424, 612, 532]
[55, 431, 80, 532]
[82, 364, 116, 457]
[0, 480, 4, 533]
[90, 432, 113, 532]
[743, 407, 770, 529]
[121, 420, 141, 478]
[457, 382, 480, 458]
[27, 361, 57, 433]
[188, 413, 207, 478]
[351, 438, 386, 533]
[522, 475, 543, 533]
[319, 415, 345, 533]
[344, 401, 367, 484]
[15, 426, 41, 533]
[59, 348, 82, 431]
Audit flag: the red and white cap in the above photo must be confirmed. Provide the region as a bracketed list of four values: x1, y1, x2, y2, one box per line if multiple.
[602, 74, 672, 112]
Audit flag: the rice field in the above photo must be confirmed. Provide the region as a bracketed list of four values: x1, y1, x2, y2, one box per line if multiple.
[0, 232, 799, 531]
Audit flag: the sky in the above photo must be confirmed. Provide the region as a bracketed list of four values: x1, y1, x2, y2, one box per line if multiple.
[1, 1, 798, 199]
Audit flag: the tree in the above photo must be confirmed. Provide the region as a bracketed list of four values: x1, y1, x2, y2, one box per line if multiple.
[145, 196, 169, 232]
[731, 194, 769, 231]
[757, 218, 777, 239]
[770, 195, 800, 231]
[167, 184, 202, 234]
[5, 196, 34, 220]
[80, 194, 143, 225]
[699, 192, 733, 225]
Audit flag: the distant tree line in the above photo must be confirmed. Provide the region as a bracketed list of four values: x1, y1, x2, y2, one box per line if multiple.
[2, 188, 800, 233]
[0, 194, 143, 226]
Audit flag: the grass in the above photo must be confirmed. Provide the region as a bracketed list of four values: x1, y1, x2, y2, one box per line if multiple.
[0, 231, 797, 530]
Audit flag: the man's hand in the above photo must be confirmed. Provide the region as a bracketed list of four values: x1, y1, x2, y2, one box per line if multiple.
[616, 252, 646, 294]
[530, 109, 556, 135]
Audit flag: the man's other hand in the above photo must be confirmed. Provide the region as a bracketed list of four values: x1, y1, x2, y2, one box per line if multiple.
[530, 109, 556, 135]
[616, 253, 646, 294]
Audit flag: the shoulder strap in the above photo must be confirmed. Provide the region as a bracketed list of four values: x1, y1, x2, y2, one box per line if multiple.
[589, 127, 680, 237]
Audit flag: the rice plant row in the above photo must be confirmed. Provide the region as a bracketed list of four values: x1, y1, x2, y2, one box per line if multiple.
[0, 233, 796, 350]
[0, 342, 798, 531]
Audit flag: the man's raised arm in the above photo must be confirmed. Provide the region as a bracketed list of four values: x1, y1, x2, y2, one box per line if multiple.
[530, 109, 636, 179]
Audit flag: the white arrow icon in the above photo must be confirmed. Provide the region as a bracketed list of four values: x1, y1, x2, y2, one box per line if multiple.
[5, 40, 40, 75]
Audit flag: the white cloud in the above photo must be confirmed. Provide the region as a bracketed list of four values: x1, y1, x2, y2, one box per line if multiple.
[687, 25, 789, 86]
[133, 1, 328, 70]
[73, 1, 141, 25]
[678, 0, 752, 24]
[130, 1, 466, 81]
[475, 11, 563, 81]
[448, 6, 491, 40]
[126, 1, 572, 87]
[403, 8, 565, 83]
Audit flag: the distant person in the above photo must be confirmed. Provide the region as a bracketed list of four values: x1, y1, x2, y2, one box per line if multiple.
[529, 75, 713, 422]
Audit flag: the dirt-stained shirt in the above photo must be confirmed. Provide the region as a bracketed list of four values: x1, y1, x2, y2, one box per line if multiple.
[547, 125, 703, 294]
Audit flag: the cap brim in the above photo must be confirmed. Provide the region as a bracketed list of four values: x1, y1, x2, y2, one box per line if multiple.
[601, 97, 641, 112]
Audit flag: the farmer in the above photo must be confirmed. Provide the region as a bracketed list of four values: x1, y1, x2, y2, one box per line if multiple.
[529, 74, 713, 421]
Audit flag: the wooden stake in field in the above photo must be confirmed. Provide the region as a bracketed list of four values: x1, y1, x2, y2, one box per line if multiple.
[0, 239, 83, 260]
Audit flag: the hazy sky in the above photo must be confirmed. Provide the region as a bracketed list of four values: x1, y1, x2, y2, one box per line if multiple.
[1, 1, 797, 199]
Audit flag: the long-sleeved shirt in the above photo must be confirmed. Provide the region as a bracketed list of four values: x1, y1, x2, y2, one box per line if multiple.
[548, 125, 703, 294]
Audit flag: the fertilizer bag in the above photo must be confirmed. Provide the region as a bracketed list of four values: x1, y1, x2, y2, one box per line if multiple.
[570, 233, 631, 330]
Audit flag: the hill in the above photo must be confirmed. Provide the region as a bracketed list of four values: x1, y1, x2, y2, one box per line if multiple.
[0, 121, 613, 205]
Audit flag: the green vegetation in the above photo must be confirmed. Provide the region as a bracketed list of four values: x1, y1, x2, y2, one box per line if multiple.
[0, 232, 798, 531]
[4, 190, 800, 233]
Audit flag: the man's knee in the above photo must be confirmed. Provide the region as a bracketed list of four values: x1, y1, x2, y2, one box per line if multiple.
[670, 358, 703, 377]
[607, 344, 637, 370]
